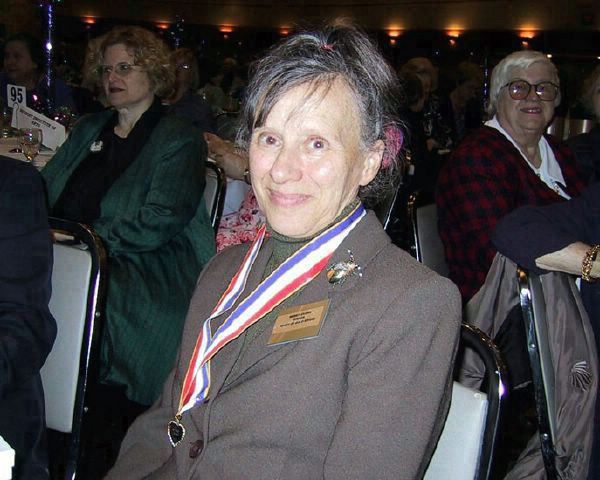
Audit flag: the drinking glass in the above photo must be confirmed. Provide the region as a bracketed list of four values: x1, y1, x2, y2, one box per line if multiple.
[0, 107, 12, 138]
[18, 128, 42, 164]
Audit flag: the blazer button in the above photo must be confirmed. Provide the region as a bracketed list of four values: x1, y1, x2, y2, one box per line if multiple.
[189, 439, 204, 459]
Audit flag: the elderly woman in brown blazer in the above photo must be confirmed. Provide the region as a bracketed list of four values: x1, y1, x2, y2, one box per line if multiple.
[106, 20, 461, 480]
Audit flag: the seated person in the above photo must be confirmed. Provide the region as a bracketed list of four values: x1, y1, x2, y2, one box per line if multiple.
[397, 71, 441, 195]
[491, 182, 600, 480]
[41, 26, 215, 476]
[164, 48, 216, 133]
[204, 131, 264, 252]
[106, 21, 461, 479]
[401, 56, 453, 154]
[0, 157, 56, 480]
[441, 61, 484, 143]
[436, 50, 585, 302]
[1, 33, 77, 115]
[567, 65, 600, 184]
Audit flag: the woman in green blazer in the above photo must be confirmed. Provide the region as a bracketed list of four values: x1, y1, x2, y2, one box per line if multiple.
[41, 26, 215, 476]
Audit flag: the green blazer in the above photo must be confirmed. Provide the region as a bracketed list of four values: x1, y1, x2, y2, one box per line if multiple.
[42, 110, 216, 405]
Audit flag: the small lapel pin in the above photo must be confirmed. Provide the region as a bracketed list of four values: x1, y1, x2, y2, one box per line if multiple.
[90, 140, 103, 153]
[327, 249, 362, 285]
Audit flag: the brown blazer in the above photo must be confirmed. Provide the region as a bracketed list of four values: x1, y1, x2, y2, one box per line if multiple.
[106, 211, 462, 479]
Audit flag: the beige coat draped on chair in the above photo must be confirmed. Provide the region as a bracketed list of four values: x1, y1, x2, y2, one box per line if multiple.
[461, 254, 598, 480]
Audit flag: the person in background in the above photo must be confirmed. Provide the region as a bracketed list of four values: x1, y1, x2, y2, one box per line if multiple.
[436, 50, 585, 302]
[401, 56, 453, 153]
[204, 131, 264, 251]
[106, 20, 461, 479]
[442, 61, 484, 142]
[492, 182, 600, 480]
[397, 70, 439, 195]
[567, 65, 600, 184]
[164, 48, 215, 133]
[197, 59, 227, 115]
[41, 26, 215, 477]
[1, 33, 77, 115]
[0, 157, 56, 480]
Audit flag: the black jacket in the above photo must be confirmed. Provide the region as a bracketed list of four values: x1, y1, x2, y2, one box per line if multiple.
[0, 156, 56, 480]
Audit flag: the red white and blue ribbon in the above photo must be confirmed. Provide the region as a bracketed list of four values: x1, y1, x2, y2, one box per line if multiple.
[176, 204, 366, 417]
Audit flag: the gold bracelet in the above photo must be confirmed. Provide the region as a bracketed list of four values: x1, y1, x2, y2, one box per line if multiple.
[582, 244, 600, 282]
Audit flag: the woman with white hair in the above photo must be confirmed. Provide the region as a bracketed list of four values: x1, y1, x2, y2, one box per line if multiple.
[436, 50, 586, 302]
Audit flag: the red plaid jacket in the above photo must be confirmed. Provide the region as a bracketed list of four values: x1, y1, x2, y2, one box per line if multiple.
[436, 126, 586, 301]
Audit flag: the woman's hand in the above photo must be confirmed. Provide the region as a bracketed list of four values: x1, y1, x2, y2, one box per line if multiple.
[204, 132, 248, 181]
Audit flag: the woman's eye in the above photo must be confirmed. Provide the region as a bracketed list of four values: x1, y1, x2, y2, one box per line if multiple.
[309, 138, 327, 150]
[257, 133, 279, 147]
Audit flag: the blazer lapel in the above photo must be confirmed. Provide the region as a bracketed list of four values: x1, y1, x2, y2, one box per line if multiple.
[208, 239, 275, 397]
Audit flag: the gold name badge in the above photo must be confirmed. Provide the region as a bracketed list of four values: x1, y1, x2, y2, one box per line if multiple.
[268, 299, 330, 345]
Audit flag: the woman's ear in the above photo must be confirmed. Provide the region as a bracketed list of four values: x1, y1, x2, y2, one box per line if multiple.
[359, 139, 384, 186]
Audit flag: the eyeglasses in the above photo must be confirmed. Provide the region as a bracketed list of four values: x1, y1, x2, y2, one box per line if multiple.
[98, 62, 143, 78]
[503, 79, 559, 102]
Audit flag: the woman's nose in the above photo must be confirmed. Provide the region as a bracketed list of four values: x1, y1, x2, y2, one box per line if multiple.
[526, 85, 541, 101]
[270, 146, 302, 183]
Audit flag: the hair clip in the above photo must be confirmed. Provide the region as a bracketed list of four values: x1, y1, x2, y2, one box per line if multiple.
[382, 125, 403, 168]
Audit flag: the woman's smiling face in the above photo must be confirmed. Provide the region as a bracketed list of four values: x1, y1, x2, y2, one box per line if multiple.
[249, 79, 382, 238]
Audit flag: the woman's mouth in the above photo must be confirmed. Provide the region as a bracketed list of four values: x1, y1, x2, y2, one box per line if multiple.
[269, 190, 310, 207]
[520, 106, 542, 114]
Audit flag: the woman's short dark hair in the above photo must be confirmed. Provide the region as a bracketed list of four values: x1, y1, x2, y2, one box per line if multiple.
[237, 19, 404, 205]
[84, 26, 174, 101]
[4, 33, 44, 72]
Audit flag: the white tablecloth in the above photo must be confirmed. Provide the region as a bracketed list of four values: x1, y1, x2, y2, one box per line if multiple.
[0, 436, 14, 480]
[0, 137, 54, 169]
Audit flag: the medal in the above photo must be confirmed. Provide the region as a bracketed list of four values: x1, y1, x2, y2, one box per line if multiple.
[327, 249, 362, 285]
[167, 415, 186, 447]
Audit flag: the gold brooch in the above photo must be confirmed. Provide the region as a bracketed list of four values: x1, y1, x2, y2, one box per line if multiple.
[327, 250, 362, 285]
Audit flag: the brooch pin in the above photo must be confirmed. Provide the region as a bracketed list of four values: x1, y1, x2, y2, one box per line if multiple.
[327, 249, 362, 285]
[90, 140, 103, 153]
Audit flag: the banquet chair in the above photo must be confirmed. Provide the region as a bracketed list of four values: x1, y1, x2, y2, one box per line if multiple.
[407, 190, 449, 277]
[42, 218, 107, 480]
[516, 268, 558, 479]
[424, 323, 506, 480]
[204, 160, 227, 234]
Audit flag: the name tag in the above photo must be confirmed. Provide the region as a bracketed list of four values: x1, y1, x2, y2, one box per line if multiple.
[268, 299, 330, 345]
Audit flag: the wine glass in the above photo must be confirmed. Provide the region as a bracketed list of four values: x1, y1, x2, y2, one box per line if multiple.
[0, 106, 12, 138]
[18, 128, 42, 164]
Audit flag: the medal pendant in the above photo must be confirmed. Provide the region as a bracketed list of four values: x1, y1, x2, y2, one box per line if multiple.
[168, 416, 186, 447]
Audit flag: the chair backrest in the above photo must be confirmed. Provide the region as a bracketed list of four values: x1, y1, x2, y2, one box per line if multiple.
[373, 184, 402, 232]
[516, 267, 558, 479]
[41, 218, 107, 479]
[425, 324, 506, 480]
[0, 436, 14, 480]
[408, 191, 449, 277]
[204, 159, 227, 233]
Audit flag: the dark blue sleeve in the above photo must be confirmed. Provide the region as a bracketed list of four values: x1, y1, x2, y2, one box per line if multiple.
[0, 158, 56, 399]
[491, 182, 600, 274]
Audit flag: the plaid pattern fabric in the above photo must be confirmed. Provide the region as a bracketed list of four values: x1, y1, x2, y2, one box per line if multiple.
[436, 126, 585, 301]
